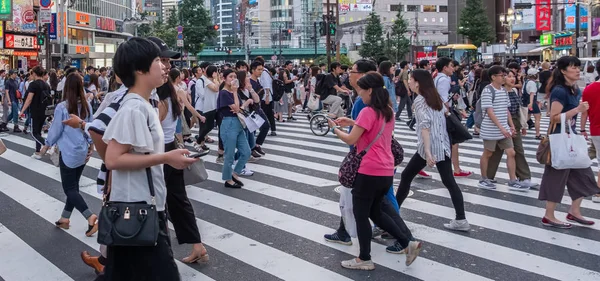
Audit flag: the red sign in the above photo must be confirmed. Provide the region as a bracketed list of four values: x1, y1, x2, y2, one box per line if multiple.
[96, 17, 116, 31]
[22, 10, 35, 24]
[536, 0, 551, 31]
[555, 36, 573, 47]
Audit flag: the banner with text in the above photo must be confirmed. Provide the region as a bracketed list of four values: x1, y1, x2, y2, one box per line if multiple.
[535, 0, 551, 31]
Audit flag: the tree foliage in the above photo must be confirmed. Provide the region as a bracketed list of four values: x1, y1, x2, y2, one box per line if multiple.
[140, 1, 216, 55]
[458, 0, 494, 47]
[359, 12, 384, 61]
[383, 10, 410, 63]
[313, 54, 353, 67]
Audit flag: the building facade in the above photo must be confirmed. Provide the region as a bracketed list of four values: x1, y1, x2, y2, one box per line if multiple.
[211, 0, 237, 47]
[162, 0, 178, 20]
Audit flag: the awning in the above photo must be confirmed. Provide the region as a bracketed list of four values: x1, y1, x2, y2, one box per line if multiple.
[528, 46, 552, 53]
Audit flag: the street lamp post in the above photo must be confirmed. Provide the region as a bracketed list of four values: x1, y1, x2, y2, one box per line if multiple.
[499, 8, 523, 60]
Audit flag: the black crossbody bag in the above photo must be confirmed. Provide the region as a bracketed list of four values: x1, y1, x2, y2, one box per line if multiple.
[97, 95, 159, 247]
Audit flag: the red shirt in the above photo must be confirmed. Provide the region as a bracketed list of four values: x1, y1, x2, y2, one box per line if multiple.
[582, 82, 600, 136]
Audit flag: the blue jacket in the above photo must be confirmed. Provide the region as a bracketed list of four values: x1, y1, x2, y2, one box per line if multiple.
[45, 101, 94, 168]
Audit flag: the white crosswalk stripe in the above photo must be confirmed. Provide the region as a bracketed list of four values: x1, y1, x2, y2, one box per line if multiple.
[0, 111, 599, 281]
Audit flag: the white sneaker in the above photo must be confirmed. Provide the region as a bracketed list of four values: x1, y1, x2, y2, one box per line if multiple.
[341, 258, 375, 270]
[239, 168, 254, 176]
[248, 156, 259, 163]
[405, 241, 422, 266]
[31, 153, 42, 160]
[592, 195, 600, 203]
[443, 219, 470, 232]
[519, 179, 539, 190]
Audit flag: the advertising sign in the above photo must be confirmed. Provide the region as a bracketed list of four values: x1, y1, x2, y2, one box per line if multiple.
[49, 13, 57, 39]
[75, 12, 90, 26]
[554, 34, 573, 50]
[339, 0, 372, 12]
[5, 33, 38, 49]
[39, 9, 51, 24]
[565, 0, 588, 29]
[5, 0, 36, 33]
[0, 0, 12, 21]
[539, 34, 553, 46]
[535, 0, 551, 31]
[593, 18, 600, 37]
[512, 0, 535, 31]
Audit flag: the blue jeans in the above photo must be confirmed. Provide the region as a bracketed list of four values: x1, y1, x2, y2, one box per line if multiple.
[235, 129, 255, 163]
[221, 117, 251, 181]
[466, 111, 474, 128]
[6, 102, 19, 124]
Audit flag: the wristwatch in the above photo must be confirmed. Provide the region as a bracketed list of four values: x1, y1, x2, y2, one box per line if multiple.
[330, 126, 340, 133]
[79, 120, 85, 130]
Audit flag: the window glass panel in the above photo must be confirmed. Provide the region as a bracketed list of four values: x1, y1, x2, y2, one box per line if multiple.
[423, 5, 436, 12]
[407, 5, 419, 12]
[96, 43, 105, 53]
[106, 44, 115, 53]
[439, 5, 448, 12]
[390, 4, 402, 12]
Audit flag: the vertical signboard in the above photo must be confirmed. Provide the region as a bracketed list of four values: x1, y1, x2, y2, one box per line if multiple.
[565, 0, 588, 29]
[536, 0, 551, 31]
[49, 13, 56, 39]
[0, 0, 12, 21]
[5, 0, 36, 33]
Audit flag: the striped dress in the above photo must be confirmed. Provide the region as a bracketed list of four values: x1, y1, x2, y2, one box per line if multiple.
[413, 95, 451, 162]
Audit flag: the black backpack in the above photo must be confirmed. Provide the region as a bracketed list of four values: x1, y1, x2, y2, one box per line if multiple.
[271, 78, 285, 102]
[314, 73, 327, 97]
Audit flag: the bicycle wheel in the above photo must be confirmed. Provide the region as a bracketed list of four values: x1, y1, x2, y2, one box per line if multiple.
[310, 115, 330, 136]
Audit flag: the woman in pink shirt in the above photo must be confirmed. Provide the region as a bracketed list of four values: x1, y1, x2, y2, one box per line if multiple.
[329, 72, 421, 270]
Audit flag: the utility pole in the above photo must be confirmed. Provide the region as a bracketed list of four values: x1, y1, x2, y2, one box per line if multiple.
[335, 0, 340, 62]
[313, 21, 317, 58]
[575, 1, 580, 57]
[58, 0, 64, 68]
[413, 8, 418, 62]
[279, 24, 283, 65]
[45, 23, 51, 69]
[325, 0, 331, 67]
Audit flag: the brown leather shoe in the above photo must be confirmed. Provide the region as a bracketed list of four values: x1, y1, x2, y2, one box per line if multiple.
[81, 251, 104, 274]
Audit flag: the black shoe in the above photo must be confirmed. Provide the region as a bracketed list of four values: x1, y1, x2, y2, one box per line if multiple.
[232, 177, 244, 186]
[184, 138, 193, 143]
[254, 146, 266, 155]
[0, 127, 8, 132]
[287, 116, 297, 121]
[224, 181, 242, 189]
[270, 131, 277, 136]
[251, 150, 262, 158]
[13, 126, 22, 133]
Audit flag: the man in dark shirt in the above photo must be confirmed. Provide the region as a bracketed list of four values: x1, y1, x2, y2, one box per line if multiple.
[320, 62, 351, 118]
[3, 70, 21, 132]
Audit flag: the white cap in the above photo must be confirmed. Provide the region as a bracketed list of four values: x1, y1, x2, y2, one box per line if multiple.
[527, 68, 539, 76]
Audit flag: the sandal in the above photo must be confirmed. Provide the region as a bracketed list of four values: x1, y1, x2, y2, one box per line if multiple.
[55, 220, 70, 230]
[86, 215, 99, 237]
[182, 252, 209, 264]
[205, 137, 215, 144]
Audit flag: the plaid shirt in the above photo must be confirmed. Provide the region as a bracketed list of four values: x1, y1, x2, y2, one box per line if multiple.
[507, 89, 522, 116]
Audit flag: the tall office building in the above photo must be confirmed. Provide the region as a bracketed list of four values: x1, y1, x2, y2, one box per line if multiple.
[211, 0, 237, 47]
[162, 0, 178, 20]
[137, 0, 162, 21]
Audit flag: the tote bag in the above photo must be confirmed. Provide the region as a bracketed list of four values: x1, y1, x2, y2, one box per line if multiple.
[549, 113, 592, 170]
[245, 111, 266, 133]
[307, 94, 320, 111]
[339, 186, 357, 238]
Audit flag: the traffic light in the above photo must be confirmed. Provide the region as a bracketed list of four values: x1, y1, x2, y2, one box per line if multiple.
[319, 22, 326, 36]
[287, 29, 292, 34]
[37, 32, 45, 45]
[514, 3, 532, 9]
[208, 25, 220, 31]
[329, 22, 336, 36]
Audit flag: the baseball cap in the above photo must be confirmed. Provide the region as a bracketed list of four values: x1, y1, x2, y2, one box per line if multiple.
[147, 37, 181, 59]
[527, 68, 539, 76]
[8, 70, 16, 75]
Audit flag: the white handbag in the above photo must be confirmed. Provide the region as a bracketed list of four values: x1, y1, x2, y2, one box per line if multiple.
[549, 113, 592, 170]
[307, 94, 320, 111]
[245, 111, 265, 133]
[339, 186, 357, 238]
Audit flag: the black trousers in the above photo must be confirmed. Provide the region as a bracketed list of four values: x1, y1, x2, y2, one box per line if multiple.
[216, 113, 224, 151]
[396, 153, 466, 220]
[164, 141, 202, 244]
[396, 94, 413, 119]
[255, 109, 270, 146]
[197, 110, 216, 145]
[31, 114, 45, 152]
[261, 100, 276, 132]
[59, 155, 90, 218]
[336, 191, 414, 241]
[183, 109, 192, 137]
[353, 173, 411, 261]
[103, 212, 181, 281]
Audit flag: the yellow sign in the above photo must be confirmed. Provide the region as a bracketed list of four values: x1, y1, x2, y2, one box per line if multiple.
[513, 33, 520, 41]
[0, 21, 3, 38]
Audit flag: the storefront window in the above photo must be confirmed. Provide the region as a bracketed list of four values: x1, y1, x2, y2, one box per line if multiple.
[95, 43, 105, 52]
[68, 28, 93, 46]
[105, 44, 115, 53]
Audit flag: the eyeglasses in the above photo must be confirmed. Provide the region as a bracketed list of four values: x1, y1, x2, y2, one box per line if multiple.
[349, 71, 364, 74]
[493, 74, 506, 77]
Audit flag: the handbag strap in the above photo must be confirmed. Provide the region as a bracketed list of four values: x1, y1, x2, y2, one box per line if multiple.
[361, 121, 386, 154]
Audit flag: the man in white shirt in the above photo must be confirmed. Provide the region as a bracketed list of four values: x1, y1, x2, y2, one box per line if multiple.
[435, 57, 472, 178]
[257, 57, 276, 136]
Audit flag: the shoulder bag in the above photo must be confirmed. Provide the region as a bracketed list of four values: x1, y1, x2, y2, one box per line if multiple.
[391, 137, 404, 166]
[536, 119, 556, 165]
[183, 159, 209, 185]
[549, 113, 592, 169]
[338, 122, 386, 187]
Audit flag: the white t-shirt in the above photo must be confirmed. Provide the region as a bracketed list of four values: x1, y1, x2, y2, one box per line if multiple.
[525, 80, 538, 95]
[102, 93, 167, 211]
[194, 76, 206, 112]
[203, 79, 218, 112]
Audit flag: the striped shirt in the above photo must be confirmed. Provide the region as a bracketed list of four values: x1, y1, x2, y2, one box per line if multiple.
[480, 84, 510, 140]
[84, 88, 159, 193]
[414, 95, 451, 162]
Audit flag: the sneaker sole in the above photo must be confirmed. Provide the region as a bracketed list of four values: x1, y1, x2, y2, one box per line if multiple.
[477, 184, 496, 190]
[443, 224, 470, 232]
[415, 176, 432, 179]
[385, 249, 406, 254]
[341, 263, 375, 271]
[324, 238, 352, 246]
[508, 186, 530, 192]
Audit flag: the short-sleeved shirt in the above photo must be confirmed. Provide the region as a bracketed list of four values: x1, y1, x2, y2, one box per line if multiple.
[434, 73, 451, 105]
[202, 79, 218, 112]
[27, 79, 52, 116]
[582, 82, 600, 136]
[250, 78, 264, 99]
[507, 88, 521, 116]
[102, 94, 167, 211]
[5, 78, 18, 101]
[523, 80, 538, 105]
[414, 95, 451, 162]
[480, 84, 510, 140]
[259, 70, 273, 101]
[550, 85, 580, 134]
[217, 89, 239, 117]
[354, 107, 395, 176]
[322, 73, 341, 100]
